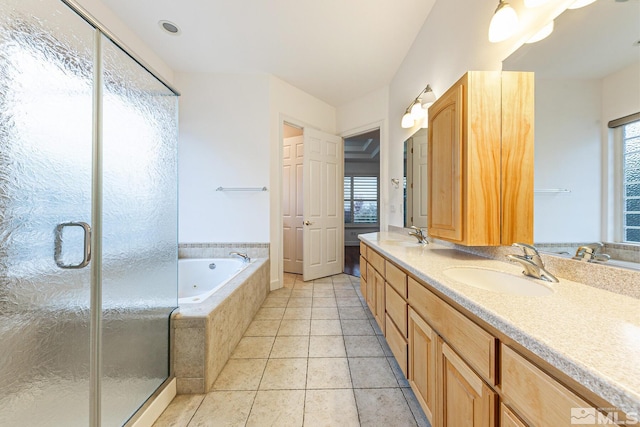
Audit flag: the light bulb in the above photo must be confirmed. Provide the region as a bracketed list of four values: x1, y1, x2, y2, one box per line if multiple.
[422, 87, 436, 104]
[526, 21, 554, 43]
[401, 112, 415, 128]
[488, 1, 519, 43]
[410, 100, 426, 120]
[568, 0, 597, 9]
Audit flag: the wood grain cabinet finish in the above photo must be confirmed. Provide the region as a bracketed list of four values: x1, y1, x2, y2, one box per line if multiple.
[359, 256, 367, 298]
[439, 340, 496, 427]
[385, 283, 408, 337]
[374, 270, 385, 333]
[408, 276, 496, 385]
[501, 344, 594, 427]
[427, 71, 534, 246]
[408, 307, 437, 425]
[358, 243, 621, 427]
[385, 260, 408, 297]
[385, 313, 408, 376]
[367, 247, 385, 276]
[501, 403, 528, 427]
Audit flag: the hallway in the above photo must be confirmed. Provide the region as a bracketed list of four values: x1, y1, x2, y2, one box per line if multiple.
[154, 273, 429, 426]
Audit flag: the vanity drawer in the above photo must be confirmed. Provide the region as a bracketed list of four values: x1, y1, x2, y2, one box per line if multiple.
[385, 260, 407, 297]
[360, 242, 367, 259]
[501, 345, 591, 427]
[367, 248, 385, 276]
[385, 313, 408, 376]
[385, 283, 407, 337]
[360, 256, 367, 281]
[407, 276, 496, 384]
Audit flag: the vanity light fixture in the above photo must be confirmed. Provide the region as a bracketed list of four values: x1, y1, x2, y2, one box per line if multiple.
[410, 99, 426, 120]
[567, 0, 597, 9]
[488, 0, 519, 43]
[523, 0, 551, 7]
[526, 20, 554, 43]
[401, 85, 436, 128]
[401, 109, 415, 128]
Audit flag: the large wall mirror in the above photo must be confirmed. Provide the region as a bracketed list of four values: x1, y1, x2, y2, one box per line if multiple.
[503, 0, 640, 269]
[404, 128, 428, 228]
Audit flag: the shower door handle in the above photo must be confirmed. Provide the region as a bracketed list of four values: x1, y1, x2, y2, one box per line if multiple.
[54, 222, 92, 269]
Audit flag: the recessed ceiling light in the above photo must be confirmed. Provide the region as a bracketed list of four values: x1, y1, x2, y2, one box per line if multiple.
[159, 20, 181, 35]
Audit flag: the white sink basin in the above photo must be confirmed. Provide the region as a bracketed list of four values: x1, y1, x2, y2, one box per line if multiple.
[443, 266, 555, 296]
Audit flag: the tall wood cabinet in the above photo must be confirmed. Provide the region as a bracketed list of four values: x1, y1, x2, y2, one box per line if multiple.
[427, 71, 534, 246]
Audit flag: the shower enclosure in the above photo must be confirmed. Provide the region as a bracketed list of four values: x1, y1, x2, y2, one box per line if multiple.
[0, 0, 179, 425]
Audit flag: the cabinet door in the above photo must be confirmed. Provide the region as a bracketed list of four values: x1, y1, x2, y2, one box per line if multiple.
[374, 270, 385, 333]
[501, 403, 528, 427]
[439, 340, 496, 427]
[501, 345, 593, 427]
[428, 84, 463, 242]
[359, 257, 367, 298]
[408, 308, 437, 425]
[366, 263, 376, 314]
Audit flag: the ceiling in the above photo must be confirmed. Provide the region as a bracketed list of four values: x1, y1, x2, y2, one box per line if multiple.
[503, 0, 640, 79]
[99, 0, 436, 107]
[344, 130, 380, 162]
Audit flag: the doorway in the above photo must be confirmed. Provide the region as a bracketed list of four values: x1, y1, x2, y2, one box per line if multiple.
[282, 123, 344, 281]
[283, 124, 304, 274]
[343, 129, 381, 276]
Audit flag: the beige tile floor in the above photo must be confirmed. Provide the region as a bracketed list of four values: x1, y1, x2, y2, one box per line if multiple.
[154, 273, 430, 427]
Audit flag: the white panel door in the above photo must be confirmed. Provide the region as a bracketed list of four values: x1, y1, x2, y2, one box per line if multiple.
[303, 128, 343, 281]
[283, 136, 304, 274]
[413, 135, 428, 228]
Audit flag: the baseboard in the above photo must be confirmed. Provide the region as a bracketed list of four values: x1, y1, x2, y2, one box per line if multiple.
[128, 377, 176, 427]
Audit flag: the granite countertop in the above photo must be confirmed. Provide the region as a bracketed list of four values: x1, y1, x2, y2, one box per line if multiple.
[359, 231, 640, 416]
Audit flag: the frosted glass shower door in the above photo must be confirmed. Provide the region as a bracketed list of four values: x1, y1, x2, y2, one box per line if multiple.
[0, 0, 94, 425]
[100, 35, 178, 426]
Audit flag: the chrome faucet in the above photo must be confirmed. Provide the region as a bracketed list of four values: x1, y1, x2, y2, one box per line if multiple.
[573, 242, 610, 263]
[506, 243, 559, 283]
[408, 226, 429, 244]
[229, 251, 250, 262]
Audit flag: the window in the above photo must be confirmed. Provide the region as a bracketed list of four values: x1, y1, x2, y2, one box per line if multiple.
[623, 120, 640, 243]
[344, 176, 378, 224]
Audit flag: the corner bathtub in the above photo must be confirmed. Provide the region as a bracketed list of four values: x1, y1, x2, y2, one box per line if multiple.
[178, 258, 253, 304]
[172, 257, 270, 394]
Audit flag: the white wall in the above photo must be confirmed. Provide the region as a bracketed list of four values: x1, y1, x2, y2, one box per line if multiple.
[384, 0, 577, 228]
[74, 0, 174, 85]
[269, 76, 337, 288]
[602, 62, 640, 239]
[176, 73, 271, 243]
[337, 88, 389, 230]
[534, 79, 601, 243]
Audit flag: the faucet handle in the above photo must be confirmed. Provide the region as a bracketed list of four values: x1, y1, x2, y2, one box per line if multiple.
[512, 242, 539, 258]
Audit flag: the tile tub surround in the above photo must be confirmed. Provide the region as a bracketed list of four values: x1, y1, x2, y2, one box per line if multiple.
[154, 273, 429, 427]
[389, 225, 640, 299]
[362, 231, 640, 416]
[172, 258, 270, 394]
[178, 242, 269, 260]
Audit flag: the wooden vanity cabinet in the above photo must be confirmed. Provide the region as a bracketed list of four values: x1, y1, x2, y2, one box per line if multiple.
[408, 307, 437, 424]
[500, 344, 613, 427]
[427, 71, 534, 246]
[360, 246, 386, 333]
[439, 340, 496, 427]
[359, 243, 626, 427]
[501, 403, 528, 427]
